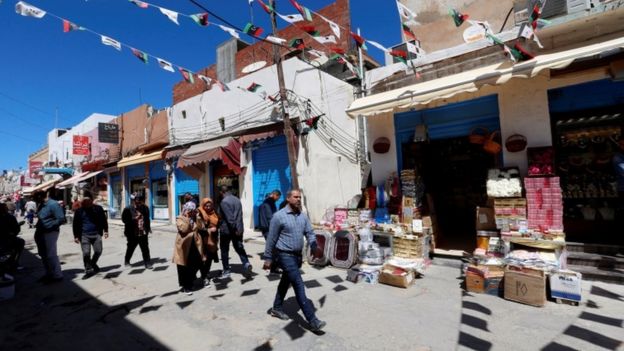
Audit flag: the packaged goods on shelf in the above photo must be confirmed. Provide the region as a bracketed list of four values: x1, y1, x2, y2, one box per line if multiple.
[486, 168, 522, 198]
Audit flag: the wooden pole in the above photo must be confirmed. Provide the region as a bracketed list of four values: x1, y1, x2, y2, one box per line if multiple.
[269, 0, 299, 189]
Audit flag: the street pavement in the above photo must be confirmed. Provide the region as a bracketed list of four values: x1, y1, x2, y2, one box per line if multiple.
[1, 222, 623, 351]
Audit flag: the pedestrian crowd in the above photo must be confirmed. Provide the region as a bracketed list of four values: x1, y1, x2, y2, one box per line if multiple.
[0, 186, 326, 332]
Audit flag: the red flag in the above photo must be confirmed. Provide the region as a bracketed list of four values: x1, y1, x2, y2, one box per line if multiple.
[329, 46, 346, 55]
[289, 0, 305, 15]
[350, 32, 368, 50]
[257, 0, 274, 14]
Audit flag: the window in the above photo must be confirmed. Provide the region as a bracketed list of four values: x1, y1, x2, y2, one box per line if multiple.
[182, 110, 187, 119]
[151, 178, 168, 207]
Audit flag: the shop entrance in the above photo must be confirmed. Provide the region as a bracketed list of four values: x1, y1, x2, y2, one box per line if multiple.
[402, 138, 496, 251]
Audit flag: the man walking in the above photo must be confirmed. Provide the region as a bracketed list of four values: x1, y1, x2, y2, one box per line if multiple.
[122, 194, 152, 269]
[263, 189, 326, 332]
[33, 190, 65, 283]
[258, 190, 281, 274]
[25, 198, 37, 228]
[72, 192, 109, 277]
[218, 185, 252, 279]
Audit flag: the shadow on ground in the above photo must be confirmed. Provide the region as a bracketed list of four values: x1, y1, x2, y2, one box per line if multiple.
[0, 250, 170, 350]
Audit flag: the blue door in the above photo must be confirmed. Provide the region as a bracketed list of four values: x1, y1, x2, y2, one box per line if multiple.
[252, 135, 292, 225]
[174, 164, 199, 216]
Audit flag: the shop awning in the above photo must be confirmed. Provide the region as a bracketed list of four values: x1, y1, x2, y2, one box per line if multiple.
[117, 150, 163, 168]
[41, 167, 74, 176]
[347, 36, 624, 117]
[74, 170, 103, 184]
[177, 137, 241, 174]
[22, 178, 62, 195]
[56, 171, 90, 188]
[162, 147, 187, 160]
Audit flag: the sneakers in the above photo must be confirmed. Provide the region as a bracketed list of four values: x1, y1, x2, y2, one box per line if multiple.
[243, 264, 253, 279]
[145, 263, 153, 270]
[180, 288, 193, 296]
[203, 278, 212, 288]
[219, 270, 231, 279]
[268, 308, 290, 321]
[309, 319, 326, 332]
[92, 264, 100, 273]
[124, 261, 131, 267]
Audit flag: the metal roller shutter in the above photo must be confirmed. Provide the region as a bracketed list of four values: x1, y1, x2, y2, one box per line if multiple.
[252, 136, 292, 225]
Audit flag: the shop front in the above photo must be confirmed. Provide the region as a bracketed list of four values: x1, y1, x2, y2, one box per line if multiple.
[173, 165, 199, 216]
[109, 172, 122, 218]
[548, 79, 624, 244]
[149, 160, 169, 221]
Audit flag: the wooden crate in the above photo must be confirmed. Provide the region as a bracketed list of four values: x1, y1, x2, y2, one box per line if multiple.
[392, 235, 424, 259]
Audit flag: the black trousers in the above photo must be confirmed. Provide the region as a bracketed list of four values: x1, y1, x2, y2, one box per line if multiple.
[125, 235, 150, 264]
[176, 244, 202, 289]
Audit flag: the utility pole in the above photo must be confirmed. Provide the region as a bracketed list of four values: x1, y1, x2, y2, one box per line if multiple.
[269, 0, 299, 189]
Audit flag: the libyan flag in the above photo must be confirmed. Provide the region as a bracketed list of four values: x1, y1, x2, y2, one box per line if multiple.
[247, 82, 262, 92]
[63, 19, 83, 33]
[510, 42, 534, 62]
[289, 38, 305, 50]
[449, 8, 469, 27]
[329, 54, 346, 64]
[299, 25, 320, 37]
[402, 23, 416, 41]
[389, 49, 408, 64]
[257, 0, 274, 14]
[131, 48, 148, 64]
[305, 116, 321, 129]
[350, 32, 368, 50]
[179, 68, 195, 84]
[243, 23, 263, 37]
[191, 13, 209, 26]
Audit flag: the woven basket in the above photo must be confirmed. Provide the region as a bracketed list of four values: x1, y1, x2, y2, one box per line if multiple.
[505, 134, 527, 153]
[484, 131, 502, 154]
[392, 235, 424, 259]
[469, 127, 490, 145]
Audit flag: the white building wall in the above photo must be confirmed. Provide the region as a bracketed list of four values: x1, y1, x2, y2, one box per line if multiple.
[171, 58, 360, 225]
[47, 113, 116, 167]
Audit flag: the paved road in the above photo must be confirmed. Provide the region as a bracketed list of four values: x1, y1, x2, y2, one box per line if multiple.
[1, 223, 623, 351]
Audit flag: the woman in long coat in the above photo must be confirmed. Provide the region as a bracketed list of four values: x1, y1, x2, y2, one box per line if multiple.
[173, 206, 205, 295]
[196, 198, 220, 288]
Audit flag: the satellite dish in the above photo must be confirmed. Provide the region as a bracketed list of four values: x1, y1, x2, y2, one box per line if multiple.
[241, 61, 267, 74]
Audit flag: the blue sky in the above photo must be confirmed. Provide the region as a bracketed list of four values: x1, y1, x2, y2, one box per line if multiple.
[0, 0, 400, 170]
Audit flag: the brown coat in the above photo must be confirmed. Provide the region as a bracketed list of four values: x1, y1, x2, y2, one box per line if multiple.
[172, 229, 205, 266]
[195, 216, 219, 253]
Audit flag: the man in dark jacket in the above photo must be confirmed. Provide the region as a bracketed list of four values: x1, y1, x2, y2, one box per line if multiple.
[122, 194, 152, 269]
[218, 186, 251, 279]
[258, 190, 281, 239]
[258, 190, 281, 274]
[33, 190, 65, 283]
[72, 192, 109, 276]
[0, 203, 24, 273]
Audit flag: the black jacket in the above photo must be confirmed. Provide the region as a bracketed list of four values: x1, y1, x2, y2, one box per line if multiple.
[121, 204, 151, 237]
[0, 213, 20, 248]
[257, 198, 277, 232]
[218, 193, 244, 236]
[72, 205, 108, 239]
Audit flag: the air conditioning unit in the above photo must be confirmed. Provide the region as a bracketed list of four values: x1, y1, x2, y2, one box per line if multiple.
[514, 0, 590, 25]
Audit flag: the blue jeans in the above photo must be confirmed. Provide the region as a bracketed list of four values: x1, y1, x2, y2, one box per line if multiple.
[273, 252, 317, 323]
[220, 233, 249, 271]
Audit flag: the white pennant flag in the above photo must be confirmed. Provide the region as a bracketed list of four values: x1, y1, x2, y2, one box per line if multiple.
[159, 8, 179, 25]
[198, 75, 212, 85]
[101, 35, 121, 51]
[277, 13, 304, 24]
[520, 24, 543, 48]
[313, 35, 336, 44]
[157, 58, 175, 72]
[396, 1, 419, 25]
[308, 49, 326, 58]
[366, 40, 389, 53]
[15, 1, 46, 18]
[218, 25, 240, 39]
[266, 35, 287, 45]
[319, 15, 341, 39]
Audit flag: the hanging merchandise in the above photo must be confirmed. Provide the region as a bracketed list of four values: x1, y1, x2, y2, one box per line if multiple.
[483, 131, 502, 154]
[449, 8, 469, 27]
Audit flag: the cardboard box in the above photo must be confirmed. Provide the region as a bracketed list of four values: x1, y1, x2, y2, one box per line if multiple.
[504, 267, 546, 307]
[476, 207, 496, 230]
[465, 265, 505, 296]
[549, 270, 582, 302]
[378, 264, 414, 288]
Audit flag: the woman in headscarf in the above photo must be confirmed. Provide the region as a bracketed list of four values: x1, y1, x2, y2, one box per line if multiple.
[196, 197, 220, 288]
[173, 205, 204, 295]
